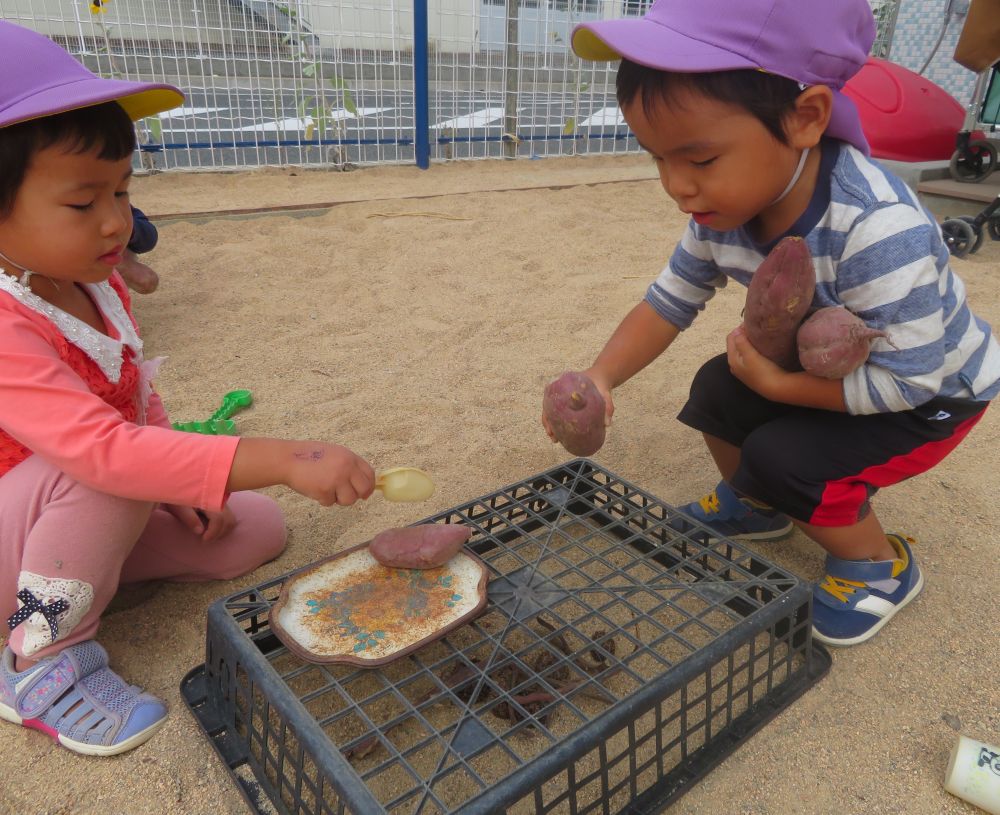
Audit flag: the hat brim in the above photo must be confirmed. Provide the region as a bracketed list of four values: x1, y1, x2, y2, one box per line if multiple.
[572, 18, 756, 72]
[1, 76, 183, 129]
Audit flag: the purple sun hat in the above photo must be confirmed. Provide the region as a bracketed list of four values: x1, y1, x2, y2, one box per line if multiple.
[572, 0, 875, 155]
[0, 20, 183, 129]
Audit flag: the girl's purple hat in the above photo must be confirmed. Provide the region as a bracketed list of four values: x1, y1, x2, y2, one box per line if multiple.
[0, 20, 183, 129]
[572, 0, 875, 155]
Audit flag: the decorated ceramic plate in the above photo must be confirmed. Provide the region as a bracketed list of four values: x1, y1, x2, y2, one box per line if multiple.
[269, 541, 491, 666]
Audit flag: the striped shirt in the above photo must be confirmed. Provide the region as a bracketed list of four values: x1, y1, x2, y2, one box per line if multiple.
[646, 139, 1000, 415]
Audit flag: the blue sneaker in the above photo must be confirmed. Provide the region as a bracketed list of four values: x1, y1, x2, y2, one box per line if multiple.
[671, 480, 793, 541]
[812, 534, 924, 647]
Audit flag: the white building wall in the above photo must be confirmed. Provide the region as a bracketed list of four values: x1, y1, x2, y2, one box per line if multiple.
[888, 0, 979, 104]
[2, 0, 232, 46]
[300, 0, 477, 53]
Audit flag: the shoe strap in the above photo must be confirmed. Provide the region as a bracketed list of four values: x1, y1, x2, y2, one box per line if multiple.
[823, 555, 896, 583]
[818, 542, 912, 606]
[823, 534, 914, 584]
[13, 641, 108, 719]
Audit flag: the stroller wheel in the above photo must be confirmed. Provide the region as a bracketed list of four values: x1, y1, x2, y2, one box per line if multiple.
[957, 216, 986, 253]
[949, 139, 997, 183]
[941, 218, 977, 258]
[989, 218, 1000, 242]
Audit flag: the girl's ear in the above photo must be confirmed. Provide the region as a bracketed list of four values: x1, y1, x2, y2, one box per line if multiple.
[787, 85, 833, 149]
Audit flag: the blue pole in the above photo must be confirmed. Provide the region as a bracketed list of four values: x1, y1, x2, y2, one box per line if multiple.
[413, 0, 430, 169]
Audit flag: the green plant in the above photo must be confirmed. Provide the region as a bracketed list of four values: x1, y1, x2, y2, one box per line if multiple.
[86, 0, 161, 169]
[549, 31, 589, 149]
[297, 61, 358, 168]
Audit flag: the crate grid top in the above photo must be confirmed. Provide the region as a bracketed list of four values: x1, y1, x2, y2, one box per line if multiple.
[208, 458, 811, 814]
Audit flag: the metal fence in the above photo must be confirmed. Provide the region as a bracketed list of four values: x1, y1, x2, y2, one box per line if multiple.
[2, 0, 899, 171]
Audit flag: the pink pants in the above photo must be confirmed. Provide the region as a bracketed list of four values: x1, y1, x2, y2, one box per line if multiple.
[0, 454, 286, 660]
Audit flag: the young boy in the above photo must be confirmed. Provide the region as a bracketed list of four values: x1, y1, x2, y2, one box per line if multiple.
[549, 0, 1000, 646]
[118, 205, 160, 293]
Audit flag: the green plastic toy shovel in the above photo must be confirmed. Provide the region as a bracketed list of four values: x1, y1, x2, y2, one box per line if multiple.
[172, 389, 253, 435]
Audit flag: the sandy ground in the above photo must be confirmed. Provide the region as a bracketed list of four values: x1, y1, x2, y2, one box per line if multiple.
[1, 154, 998, 815]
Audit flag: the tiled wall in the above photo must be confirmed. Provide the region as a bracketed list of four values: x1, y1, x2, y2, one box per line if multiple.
[888, 0, 981, 108]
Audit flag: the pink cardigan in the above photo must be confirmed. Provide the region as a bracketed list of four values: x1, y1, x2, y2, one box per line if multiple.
[0, 274, 238, 511]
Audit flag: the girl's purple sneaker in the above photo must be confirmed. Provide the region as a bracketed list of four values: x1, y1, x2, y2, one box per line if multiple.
[0, 640, 167, 755]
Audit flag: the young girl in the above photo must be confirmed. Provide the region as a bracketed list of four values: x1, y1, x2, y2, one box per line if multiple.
[545, 0, 1000, 646]
[0, 21, 377, 755]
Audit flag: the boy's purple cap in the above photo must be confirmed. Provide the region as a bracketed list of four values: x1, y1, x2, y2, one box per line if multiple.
[572, 0, 874, 155]
[0, 20, 183, 129]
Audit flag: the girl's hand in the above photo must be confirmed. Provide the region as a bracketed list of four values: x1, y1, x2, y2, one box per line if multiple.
[726, 325, 787, 398]
[284, 442, 376, 506]
[163, 502, 237, 542]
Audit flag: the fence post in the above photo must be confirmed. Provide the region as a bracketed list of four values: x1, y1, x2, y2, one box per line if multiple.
[413, 0, 431, 169]
[503, 0, 521, 158]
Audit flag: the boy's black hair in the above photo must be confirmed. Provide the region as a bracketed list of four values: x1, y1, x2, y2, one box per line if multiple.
[616, 59, 803, 145]
[0, 101, 135, 218]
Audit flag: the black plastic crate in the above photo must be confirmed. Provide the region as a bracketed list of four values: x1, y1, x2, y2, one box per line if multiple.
[182, 458, 830, 815]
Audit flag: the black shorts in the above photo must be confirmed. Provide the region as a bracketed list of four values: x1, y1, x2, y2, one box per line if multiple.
[677, 354, 988, 526]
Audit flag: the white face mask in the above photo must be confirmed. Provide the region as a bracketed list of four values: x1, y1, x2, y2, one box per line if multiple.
[770, 146, 810, 206]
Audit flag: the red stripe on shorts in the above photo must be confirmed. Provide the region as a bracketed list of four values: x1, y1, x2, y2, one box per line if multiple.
[809, 409, 986, 526]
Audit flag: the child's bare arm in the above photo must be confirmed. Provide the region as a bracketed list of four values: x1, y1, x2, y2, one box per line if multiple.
[227, 438, 375, 506]
[588, 300, 680, 392]
[727, 327, 847, 411]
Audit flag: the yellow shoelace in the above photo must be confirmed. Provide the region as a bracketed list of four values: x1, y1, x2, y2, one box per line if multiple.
[697, 491, 721, 515]
[819, 575, 866, 603]
[820, 536, 916, 603]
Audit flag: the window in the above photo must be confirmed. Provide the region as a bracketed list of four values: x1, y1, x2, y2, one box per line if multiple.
[549, 0, 600, 12]
[623, 0, 651, 15]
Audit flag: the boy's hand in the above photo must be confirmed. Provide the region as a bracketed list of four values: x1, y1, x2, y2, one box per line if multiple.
[284, 442, 376, 506]
[726, 325, 787, 398]
[583, 367, 616, 427]
[541, 368, 616, 442]
[728, 325, 848, 411]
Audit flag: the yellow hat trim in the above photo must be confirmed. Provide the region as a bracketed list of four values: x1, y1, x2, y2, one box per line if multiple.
[571, 28, 623, 62]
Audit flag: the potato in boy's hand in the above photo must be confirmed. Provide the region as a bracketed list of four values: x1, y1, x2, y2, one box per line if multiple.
[542, 370, 607, 456]
[796, 306, 893, 379]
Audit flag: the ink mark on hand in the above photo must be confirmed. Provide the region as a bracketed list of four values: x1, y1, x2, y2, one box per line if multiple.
[294, 450, 324, 461]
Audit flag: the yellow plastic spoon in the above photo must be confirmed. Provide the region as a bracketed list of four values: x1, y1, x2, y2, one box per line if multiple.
[374, 467, 435, 502]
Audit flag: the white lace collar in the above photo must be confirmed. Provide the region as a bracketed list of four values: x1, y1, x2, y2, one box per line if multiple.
[0, 274, 143, 382]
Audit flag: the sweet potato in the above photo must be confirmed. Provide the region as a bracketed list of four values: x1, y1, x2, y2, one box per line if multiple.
[369, 524, 473, 569]
[543, 371, 606, 456]
[796, 306, 892, 379]
[743, 237, 816, 369]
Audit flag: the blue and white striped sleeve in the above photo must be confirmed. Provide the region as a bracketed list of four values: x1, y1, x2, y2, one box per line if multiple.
[644, 224, 729, 330]
[836, 204, 948, 414]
